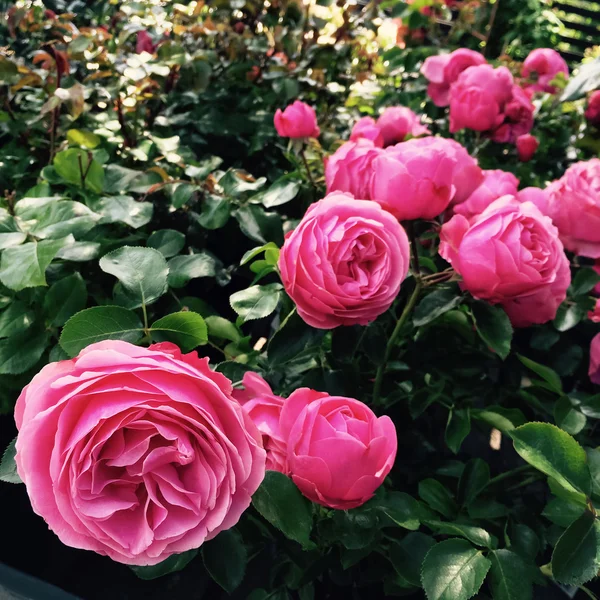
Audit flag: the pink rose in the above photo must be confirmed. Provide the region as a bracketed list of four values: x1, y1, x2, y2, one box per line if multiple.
[405, 136, 483, 205]
[233, 372, 287, 473]
[589, 299, 600, 323]
[279, 388, 397, 509]
[516, 134, 539, 162]
[449, 65, 513, 133]
[278, 192, 410, 329]
[492, 86, 535, 143]
[421, 49, 487, 107]
[545, 159, 600, 258]
[376, 106, 430, 146]
[350, 116, 384, 147]
[325, 139, 382, 199]
[274, 100, 320, 139]
[136, 30, 156, 54]
[517, 186, 549, 214]
[370, 139, 457, 220]
[454, 169, 519, 221]
[594, 261, 600, 295]
[585, 91, 600, 127]
[14, 341, 265, 565]
[440, 196, 571, 327]
[590, 333, 600, 384]
[522, 48, 569, 95]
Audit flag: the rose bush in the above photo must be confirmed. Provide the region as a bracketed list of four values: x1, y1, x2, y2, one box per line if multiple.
[2, 1, 600, 599]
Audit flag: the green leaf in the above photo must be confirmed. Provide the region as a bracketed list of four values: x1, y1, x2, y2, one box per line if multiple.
[206, 316, 241, 342]
[56, 241, 101, 262]
[413, 288, 462, 327]
[59, 306, 144, 357]
[44, 273, 88, 327]
[390, 532, 435, 587]
[376, 491, 421, 530]
[167, 253, 219, 288]
[510, 422, 591, 496]
[457, 459, 490, 506]
[130, 549, 198, 580]
[517, 354, 562, 393]
[0, 437, 21, 484]
[552, 510, 600, 586]
[171, 183, 197, 209]
[488, 549, 533, 600]
[185, 156, 223, 179]
[424, 520, 497, 549]
[0, 208, 26, 250]
[561, 57, 600, 101]
[234, 205, 284, 246]
[254, 177, 300, 208]
[195, 194, 231, 230]
[219, 169, 266, 196]
[54, 148, 104, 193]
[202, 529, 247, 593]
[230, 283, 283, 323]
[445, 408, 470, 454]
[147, 230, 186, 258]
[570, 268, 600, 297]
[251, 471, 314, 549]
[268, 309, 324, 367]
[542, 496, 585, 528]
[0, 301, 35, 338]
[240, 242, 279, 266]
[471, 406, 526, 433]
[87, 196, 153, 229]
[0, 329, 49, 374]
[150, 312, 207, 352]
[418, 479, 457, 519]
[554, 396, 587, 435]
[553, 302, 586, 332]
[471, 302, 513, 360]
[421, 539, 491, 600]
[67, 129, 102, 149]
[0, 237, 74, 291]
[100, 247, 168, 309]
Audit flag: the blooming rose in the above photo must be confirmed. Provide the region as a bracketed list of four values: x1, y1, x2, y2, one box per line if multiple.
[590, 333, 600, 384]
[454, 169, 519, 221]
[279, 388, 397, 509]
[274, 100, 320, 139]
[421, 49, 487, 107]
[522, 48, 569, 95]
[376, 106, 430, 146]
[370, 139, 457, 220]
[14, 341, 265, 565]
[136, 30, 156, 54]
[405, 136, 483, 205]
[585, 91, 600, 127]
[545, 159, 600, 258]
[589, 299, 600, 323]
[492, 86, 535, 143]
[449, 65, 514, 133]
[278, 192, 410, 329]
[516, 134, 539, 162]
[440, 196, 571, 327]
[517, 186, 549, 214]
[325, 139, 382, 199]
[350, 116, 384, 147]
[233, 372, 287, 472]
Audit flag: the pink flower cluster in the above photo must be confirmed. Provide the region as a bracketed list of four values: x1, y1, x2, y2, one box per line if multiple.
[350, 106, 430, 147]
[233, 373, 397, 510]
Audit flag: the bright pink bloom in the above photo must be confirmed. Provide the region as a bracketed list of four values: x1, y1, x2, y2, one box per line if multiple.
[492, 86, 535, 143]
[279, 388, 397, 509]
[136, 30, 156, 54]
[233, 373, 287, 473]
[590, 333, 600, 384]
[376, 106, 430, 146]
[517, 186, 549, 214]
[421, 49, 487, 107]
[522, 48, 569, 95]
[405, 136, 483, 205]
[516, 134, 539, 162]
[14, 341, 265, 565]
[449, 65, 514, 133]
[585, 91, 600, 127]
[325, 139, 382, 199]
[350, 116, 384, 147]
[545, 159, 600, 258]
[274, 100, 320, 139]
[440, 196, 570, 327]
[594, 261, 600, 295]
[278, 192, 410, 329]
[370, 139, 457, 220]
[454, 169, 519, 221]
